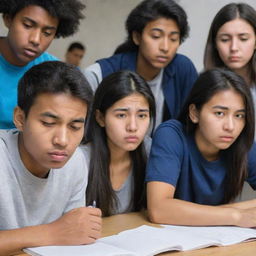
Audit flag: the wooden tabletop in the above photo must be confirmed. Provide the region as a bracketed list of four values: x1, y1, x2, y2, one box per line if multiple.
[14, 211, 256, 256]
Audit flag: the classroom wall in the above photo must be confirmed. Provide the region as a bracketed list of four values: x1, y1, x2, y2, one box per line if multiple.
[1, 0, 256, 200]
[1, 0, 256, 70]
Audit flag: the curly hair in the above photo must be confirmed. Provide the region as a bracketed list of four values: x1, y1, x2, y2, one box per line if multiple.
[0, 0, 85, 38]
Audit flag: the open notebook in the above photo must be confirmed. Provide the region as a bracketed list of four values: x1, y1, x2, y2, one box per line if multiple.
[24, 224, 256, 256]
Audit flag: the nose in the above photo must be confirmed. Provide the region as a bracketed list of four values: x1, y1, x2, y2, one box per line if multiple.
[53, 128, 68, 148]
[230, 38, 238, 52]
[223, 116, 235, 132]
[160, 37, 169, 53]
[127, 116, 138, 132]
[29, 29, 41, 46]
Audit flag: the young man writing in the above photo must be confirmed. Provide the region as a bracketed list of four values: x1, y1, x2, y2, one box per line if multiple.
[0, 61, 102, 255]
[0, 0, 85, 129]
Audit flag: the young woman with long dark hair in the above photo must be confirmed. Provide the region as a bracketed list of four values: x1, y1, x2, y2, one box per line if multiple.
[146, 68, 256, 227]
[84, 70, 155, 217]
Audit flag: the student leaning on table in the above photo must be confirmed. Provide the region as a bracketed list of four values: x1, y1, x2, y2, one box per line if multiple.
[146, 68, 256, 227]
[0, 61, 102, 256]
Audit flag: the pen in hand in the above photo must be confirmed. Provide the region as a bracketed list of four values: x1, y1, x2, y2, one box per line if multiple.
[88, 200, 97, 208]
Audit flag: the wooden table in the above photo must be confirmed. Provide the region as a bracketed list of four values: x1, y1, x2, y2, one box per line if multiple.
[15, 211, 256, 256]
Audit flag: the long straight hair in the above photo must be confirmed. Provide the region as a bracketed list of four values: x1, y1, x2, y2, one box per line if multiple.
[85, 70, 155, 216]
[204, 3, 256, 85]
[179, 68, 255, 203]
[114, 0, 189, 54]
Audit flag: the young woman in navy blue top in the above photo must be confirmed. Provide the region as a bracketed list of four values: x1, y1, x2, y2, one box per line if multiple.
[146, 68, 256, 227]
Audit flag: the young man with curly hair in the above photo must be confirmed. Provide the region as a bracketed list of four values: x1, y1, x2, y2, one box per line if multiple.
[0, 0, 85, 129]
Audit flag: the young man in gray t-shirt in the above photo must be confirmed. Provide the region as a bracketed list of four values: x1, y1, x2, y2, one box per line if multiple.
[0, 61, 102, 255]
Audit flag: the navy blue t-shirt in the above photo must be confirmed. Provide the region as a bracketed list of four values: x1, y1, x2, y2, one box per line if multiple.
[146, 120, 256, 205]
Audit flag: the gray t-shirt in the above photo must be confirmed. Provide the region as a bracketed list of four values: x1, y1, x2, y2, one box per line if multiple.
[81, 144, 146, 214]
[0, 130, 88, 230]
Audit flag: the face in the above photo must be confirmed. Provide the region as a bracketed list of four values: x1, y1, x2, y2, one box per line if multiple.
[4, 5, 58, 66]
[65, 48, 85, 67]
[97, 93, 150, 154]
[14, 93, 87, 178]
[134, 18, 180, 80]
[216, 18, 256, 75]
[191, 89, 245, 161]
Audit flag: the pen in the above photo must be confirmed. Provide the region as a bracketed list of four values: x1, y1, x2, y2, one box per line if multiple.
[92, 200, 97, 208]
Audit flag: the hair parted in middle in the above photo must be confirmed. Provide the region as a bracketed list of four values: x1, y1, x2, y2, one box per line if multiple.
[85, 70, 156, 216]
[179, 68, 255, 203]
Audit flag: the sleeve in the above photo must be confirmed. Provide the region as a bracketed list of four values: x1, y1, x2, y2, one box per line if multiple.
[246, 142, 256, 190]
[63, 147, 90, 212]
[83, 63, 103, 93]
[145, 121, 185, 186]
[179, 55, 198, 99]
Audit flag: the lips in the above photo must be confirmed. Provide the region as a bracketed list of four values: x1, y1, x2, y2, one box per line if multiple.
[24, 48, 39, 58]
[156, 56, 169, 63]
[229, 56, 240, 62]
[219, 136, 234, 142]
[125, 136, 139, 143]
[48, 151, 68, 162]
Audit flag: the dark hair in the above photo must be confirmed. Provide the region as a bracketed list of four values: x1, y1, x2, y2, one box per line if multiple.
[85, 70, 156, 216]
[204, 3, 256, 85]
[179, 68, 255, 203]
[67, 42, 86, 52]
[18, 61, 93, 133]
[114, 0, 189, 54]
[0, 0, 85, 38]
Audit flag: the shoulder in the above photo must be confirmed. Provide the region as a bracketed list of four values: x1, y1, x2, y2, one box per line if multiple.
[0, 129, 18, 148]
[152, 120, 186, 152]
[166, 53, 197, 75]
[83, 63, 102, 92]
[32, 52, 58, 65]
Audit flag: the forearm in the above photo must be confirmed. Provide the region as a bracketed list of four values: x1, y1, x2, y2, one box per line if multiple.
[0, 224, 55, 256]
[148, 197, 239, 226]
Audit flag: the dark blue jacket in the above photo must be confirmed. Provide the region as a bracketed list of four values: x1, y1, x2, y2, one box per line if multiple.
[97, 51, 198, 119]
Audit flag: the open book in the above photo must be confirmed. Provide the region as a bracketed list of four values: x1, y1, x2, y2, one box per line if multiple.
[24, 224, 256, 256]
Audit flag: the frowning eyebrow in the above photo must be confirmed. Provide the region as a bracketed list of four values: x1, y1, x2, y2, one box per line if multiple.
[23, 17, 57, 31]
[113, 108, 149, 112]
[40, 112, 85, 123]
[212, 106, 245, 112]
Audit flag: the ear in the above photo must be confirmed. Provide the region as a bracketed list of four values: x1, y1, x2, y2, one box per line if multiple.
[188, 104, 199, 123]
[3, 14, 12, 28]
[132, 31, 141, 46]
[13, 107, 26, 131]
[95, 109, 105, 127]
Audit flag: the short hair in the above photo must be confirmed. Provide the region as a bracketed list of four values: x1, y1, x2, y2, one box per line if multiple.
[179, 68, 255, 203]
[115, 0, 189, 54]
[67, 42, 86, 52]
[0, 0, 85, 38]
[18, 61, 93, 118]
[204, 3, 256, 83]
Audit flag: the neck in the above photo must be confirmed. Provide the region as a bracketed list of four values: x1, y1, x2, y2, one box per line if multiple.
[194, 130, 219, 162]
[136, 57, 161, 81]
[233, 65, 251, 86]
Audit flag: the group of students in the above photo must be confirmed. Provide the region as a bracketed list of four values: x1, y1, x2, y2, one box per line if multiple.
[1, 0, 256, 255]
